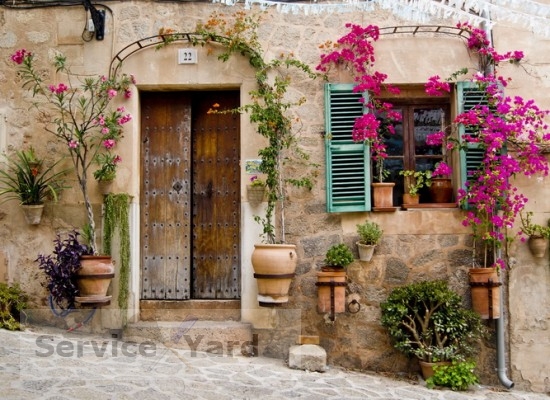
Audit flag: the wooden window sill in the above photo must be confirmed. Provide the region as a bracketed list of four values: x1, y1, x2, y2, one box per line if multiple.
[401, 203, 458, 210]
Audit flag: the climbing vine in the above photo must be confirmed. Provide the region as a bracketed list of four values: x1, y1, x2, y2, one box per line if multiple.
[104, 193, 130, 319]
[158, 11, 319, 243]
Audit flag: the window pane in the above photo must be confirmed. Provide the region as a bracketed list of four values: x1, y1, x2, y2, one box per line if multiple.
[414, 108, 444, 156]
[379, 108, 403, 156]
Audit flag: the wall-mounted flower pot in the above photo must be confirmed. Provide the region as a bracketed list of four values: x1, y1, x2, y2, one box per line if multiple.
[97, 180, 114, 195]
[247, 185, 265, 205]
[316, 268, 347, 314]
[468, 267, 501, 319]
[528, 235, 548, 258]
[356, 242, 376, 262]
[21, 204, 44, 225]
[251, 244, 297, 306]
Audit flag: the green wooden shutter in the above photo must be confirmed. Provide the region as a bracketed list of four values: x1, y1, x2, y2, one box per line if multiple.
[457, 81, 489, 209]
[325, 83, 371, 212]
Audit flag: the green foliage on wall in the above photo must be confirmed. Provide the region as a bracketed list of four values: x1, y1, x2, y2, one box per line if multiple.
[104, 193, 130, 321]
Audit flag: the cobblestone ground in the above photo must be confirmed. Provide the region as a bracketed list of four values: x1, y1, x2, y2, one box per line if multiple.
[0, 326, 548, 400]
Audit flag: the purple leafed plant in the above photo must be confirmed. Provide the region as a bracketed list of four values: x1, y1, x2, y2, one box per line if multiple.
[36, 230, 91, 310]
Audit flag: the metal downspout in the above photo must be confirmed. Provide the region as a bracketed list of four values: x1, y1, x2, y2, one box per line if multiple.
[482, 10, 514, 388]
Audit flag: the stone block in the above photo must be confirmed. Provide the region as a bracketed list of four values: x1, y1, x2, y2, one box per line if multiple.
[288, 344, 326, 372]
[297, 335, 319, 345]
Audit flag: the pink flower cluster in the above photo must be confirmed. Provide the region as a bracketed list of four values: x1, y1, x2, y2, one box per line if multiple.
[424, 23, 550, 266]
[317, 23, 401, 160]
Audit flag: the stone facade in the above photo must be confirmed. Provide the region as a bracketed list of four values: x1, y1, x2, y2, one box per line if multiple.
[0, 1, 549, 393]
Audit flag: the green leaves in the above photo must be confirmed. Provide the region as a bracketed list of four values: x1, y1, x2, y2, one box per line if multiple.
[381, 281, 485, 363]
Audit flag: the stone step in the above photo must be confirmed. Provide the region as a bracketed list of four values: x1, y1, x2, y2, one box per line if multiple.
[139, 300, 241, 322]
[123, 320, 255, 356]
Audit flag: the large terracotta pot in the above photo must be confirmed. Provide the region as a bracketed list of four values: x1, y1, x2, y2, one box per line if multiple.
[372, 182, 395, 208]
[316, 269, 347, 314]
[429, 178, 453, 203]
[76, 255, 115, 300]
[468, 267, 501, 319]
[251, 244, 297, 306]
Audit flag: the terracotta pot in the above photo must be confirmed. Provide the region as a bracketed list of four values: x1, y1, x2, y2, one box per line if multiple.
[528, 236, 548, 258]
[97, 180, 114, 195]
[468, 267, 501, 319]
[251, 244, 297, 305]
[316, 269, 346, 313]
[419, 360, 452, 379]
[357, 242, 376, 262]
[402, 193, 419, 205]
[429, 178, 453, 203]
[372, 182, 395, 208]
[76, 255, 115, 299]
[21, 204, 44, 225]
[247, 185, 265, 204]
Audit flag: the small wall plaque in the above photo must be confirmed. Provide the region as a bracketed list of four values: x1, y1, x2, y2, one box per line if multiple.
[178, 48, 198, 64]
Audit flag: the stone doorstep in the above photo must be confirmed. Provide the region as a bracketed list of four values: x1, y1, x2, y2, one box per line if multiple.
[123, 320, 254, 356]
[139, 300, 241, 322]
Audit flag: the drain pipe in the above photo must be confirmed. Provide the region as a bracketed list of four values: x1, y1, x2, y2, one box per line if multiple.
[481, 10, 514, 388]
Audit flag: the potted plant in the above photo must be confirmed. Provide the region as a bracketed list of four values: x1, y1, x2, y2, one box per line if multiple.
[356, 220, 383, 261]
[519, 211, 550, 258]
[36, 230, 114, 310]
[317, 243, 354, 314]
[399, 169, 432, 205]
[426, 360, 479, 391]
[381, 280, 485, 379]
[0, 150, 68, 224]
[372, 158, 395, 208]
[11, 49, 134, 253]
[246, 175, 266, 205]
[93, 153, 121, 195]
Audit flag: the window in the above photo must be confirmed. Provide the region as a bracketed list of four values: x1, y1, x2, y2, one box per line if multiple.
[378, 100, 450, 205]
[325, 83, 481, 212]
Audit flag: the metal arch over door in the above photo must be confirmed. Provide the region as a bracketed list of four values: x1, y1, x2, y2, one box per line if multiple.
[140, 91, 241, 300]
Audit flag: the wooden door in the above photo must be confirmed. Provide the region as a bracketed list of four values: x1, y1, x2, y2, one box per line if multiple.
[140, 91, 240, 300]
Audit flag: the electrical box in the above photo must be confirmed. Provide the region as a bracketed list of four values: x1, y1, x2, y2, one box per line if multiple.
[178, 49, 198, 64]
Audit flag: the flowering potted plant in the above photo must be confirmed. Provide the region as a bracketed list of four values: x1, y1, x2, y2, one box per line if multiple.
[93, 153, 121, 195]
[11, 49, 134, 253]
[0, 150, 68, 224]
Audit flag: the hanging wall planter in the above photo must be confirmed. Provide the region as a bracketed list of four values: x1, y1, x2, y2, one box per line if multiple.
[316, 268, 347, 314]
[251, 244, 297, 306]
[247, 185, 265, 205]
[468, 267, 501, 319]
[21, 204, 45, 225]
[527, 235, 548, 258]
